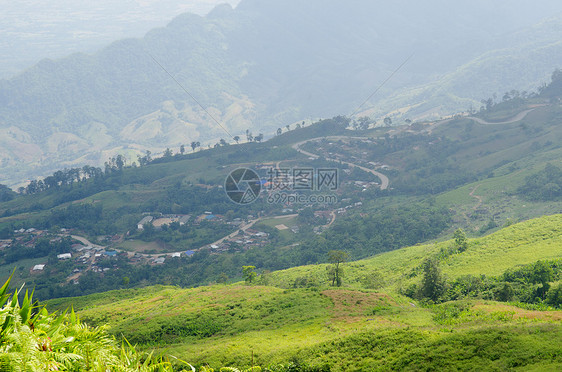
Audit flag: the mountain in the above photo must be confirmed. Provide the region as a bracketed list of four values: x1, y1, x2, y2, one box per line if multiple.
[1, 1, 562, 185]
[0, 0, 240, 79]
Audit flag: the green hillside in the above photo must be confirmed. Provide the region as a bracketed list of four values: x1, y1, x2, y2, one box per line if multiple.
[2, 89, 562, 300]
[41, 213, 562, 370]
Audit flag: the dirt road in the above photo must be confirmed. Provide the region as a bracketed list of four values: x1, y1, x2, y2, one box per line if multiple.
[292, 136, 390, 190]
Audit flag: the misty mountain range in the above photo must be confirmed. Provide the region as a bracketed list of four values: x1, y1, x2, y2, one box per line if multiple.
[1, 0, 562, 185]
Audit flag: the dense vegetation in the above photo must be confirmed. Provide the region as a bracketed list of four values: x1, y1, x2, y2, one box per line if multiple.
[517, 163, 562, 201]
[406, 256, 562, 308]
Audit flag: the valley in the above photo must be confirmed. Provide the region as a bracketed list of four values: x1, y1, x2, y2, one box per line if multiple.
[1, 8, 562, 365]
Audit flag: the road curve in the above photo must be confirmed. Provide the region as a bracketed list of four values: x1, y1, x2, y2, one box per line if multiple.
[292, 136, 390, 190]
[468, 108, 536, 125]
[202, 214, 299, 249]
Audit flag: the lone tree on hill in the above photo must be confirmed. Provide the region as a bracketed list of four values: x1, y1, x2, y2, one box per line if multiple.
[453, 228, 468, 252]
[327, 250, 349, 287]
[420, 258, 446, 302]
[242, 265, 257, 284]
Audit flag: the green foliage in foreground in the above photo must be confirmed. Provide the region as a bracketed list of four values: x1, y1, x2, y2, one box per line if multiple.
[0, 274, 211, 371]
[2, 275, 323, 371]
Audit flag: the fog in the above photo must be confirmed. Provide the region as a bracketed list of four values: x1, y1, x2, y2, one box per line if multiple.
[0, 0, 240, 78]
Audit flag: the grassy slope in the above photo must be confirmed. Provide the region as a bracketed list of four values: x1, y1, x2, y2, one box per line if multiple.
[45, 213, 562, 370]
[266, 214, 562, 291]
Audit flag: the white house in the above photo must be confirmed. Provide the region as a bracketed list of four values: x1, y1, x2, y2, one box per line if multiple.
[57, 253, 72, 260]
[32, 264, 45, 271]
[137, 216, 154, 230]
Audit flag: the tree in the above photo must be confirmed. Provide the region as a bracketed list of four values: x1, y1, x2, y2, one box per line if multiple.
[497, 283, 514, 302]
[453, 228, 468, 252]
[219, 138, 228, 146]
[285, 124, 290, 132]
[233, 136, 240, 143]
[254, 133, 264, 142]
[327, 250, 349, 287]
[357, 116, 371, 130]
[546, 283, 562, 307]
[217, 272, 229, 284]
[531, 260, 553, 300]
[163, 148, 173, 157]
[190, 141, 200, 152]
[180, 145, 185, 155]
[245, 129, 253, 142]
[276, 128, 282, 136]
[0, 184, 16, 202]
[242, 265, 257, 284]
[383, 117, 392, 127]
[420, 258, 446, 302]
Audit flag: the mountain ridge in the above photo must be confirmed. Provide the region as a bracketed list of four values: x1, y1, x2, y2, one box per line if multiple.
[1, 1, 562, 185]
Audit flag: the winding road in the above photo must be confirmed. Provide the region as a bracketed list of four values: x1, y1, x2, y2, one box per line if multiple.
[468, 108, 537, 125]
[292, 136, 390, 190]
[202, 214, 299, 248]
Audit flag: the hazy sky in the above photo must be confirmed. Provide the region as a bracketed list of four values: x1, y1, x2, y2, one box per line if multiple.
[0, 0, 240, 78]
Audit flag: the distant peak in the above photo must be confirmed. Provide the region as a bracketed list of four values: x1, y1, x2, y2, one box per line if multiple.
[207, 3, 234, 19]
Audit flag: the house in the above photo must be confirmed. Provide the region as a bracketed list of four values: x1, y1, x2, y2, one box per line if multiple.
[178, 215, 191, 225]
[185, 250, 195, 257]
[171, 252, 181, 258]
[32, 264, 45, 271]
[57, 253, 71, 260]
[137, 216, 154, 230]
[153, 257, 166, 264]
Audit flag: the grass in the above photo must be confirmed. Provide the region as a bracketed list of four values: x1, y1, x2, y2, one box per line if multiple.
[265, 214, 562, 291]
[39, 212, 562, 369]
[117, 239, 171, 253]
[257, 216, 298, 229]
[0, 256, 48, 284]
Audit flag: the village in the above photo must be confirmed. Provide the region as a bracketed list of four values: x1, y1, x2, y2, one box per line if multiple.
[0, 156, 382, 286]
[0, 192, 371, 286]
